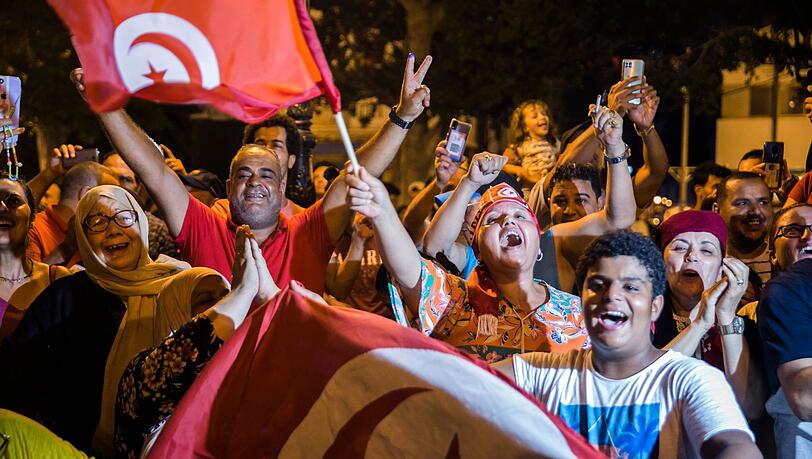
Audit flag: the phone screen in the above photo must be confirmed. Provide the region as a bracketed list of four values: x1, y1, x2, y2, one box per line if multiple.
[0, 76, 22, 145]
[446, 118, 471, 162]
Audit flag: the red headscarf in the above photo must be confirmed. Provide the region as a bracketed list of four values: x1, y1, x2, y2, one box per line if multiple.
[659, 210, 728, 254]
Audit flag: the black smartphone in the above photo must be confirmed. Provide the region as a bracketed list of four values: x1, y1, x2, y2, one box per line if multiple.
[62, 147, 100, 168]
[762, 141, 784, 189]
[446, 118, 472, 162]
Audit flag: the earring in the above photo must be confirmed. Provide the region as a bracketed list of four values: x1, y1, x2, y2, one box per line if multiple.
[536, 249, 543, 262]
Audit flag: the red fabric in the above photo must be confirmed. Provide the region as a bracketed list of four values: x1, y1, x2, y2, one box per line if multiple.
[789, 171, 812, 204]
[147, 288, 600, 458]
[26, 205, 69, 262]
[173, 193, 333, 294]
[47, 0, 341, 122]
[659, 209, 728, 254]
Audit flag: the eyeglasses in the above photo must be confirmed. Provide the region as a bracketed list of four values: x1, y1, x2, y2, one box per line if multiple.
[0, 432, 9, 458]
[776, 223, 812, 239]
[83, 209, 138, 233]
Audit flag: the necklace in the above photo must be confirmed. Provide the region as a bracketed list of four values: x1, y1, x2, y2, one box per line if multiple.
[0, 272, 31, 284]
[0, 259, 33, 284]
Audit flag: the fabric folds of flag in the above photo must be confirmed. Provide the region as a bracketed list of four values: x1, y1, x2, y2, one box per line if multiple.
[47, 0, 341, 122]
[147, 288, 600, 458]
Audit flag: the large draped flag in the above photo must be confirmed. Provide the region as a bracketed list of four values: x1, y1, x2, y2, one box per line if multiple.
[147, 288, 600, 458]
[47, 0, 341, 123]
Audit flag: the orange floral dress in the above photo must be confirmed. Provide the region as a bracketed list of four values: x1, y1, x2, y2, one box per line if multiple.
[389, 259, 589, 363]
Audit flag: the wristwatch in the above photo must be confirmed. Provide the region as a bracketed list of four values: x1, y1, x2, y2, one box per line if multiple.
[717, 316, 745, 335]
[602, 143, 631, 165]
[388, 105, 414, 129]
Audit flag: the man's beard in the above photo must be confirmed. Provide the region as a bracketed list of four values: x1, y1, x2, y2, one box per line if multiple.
[730, 217, 767, 252]
[229, 194, 281, 230]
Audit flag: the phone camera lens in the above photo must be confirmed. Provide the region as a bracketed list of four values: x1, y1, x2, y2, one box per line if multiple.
[450, 121, 458, 128]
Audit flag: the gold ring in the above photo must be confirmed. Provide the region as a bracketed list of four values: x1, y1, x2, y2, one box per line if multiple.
[608, 116, 619, 128]
[484, 154, 491, 161]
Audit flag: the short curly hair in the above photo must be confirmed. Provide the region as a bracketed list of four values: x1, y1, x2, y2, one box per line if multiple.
[508, 99, 557, 146]
[242, 114, 303, 157]
[545, 161, 603, 203]
[575, 230, 667, 298]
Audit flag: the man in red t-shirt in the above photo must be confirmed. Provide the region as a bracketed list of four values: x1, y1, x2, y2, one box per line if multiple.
[69, 54, 433, 295]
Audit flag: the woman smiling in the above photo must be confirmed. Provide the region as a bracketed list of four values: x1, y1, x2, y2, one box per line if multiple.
[0, 176, 70, 340]
[0, 185, 228, 456]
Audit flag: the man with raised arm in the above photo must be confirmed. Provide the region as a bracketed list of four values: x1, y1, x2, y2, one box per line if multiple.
[423, 105, 638, 292]
[70, 54, 433, 294]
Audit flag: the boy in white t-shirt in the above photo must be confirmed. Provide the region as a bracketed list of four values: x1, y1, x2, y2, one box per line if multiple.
[494, 231, 760, 459]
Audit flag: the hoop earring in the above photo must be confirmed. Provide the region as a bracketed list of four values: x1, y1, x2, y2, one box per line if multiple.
[536, 249, 543, 262]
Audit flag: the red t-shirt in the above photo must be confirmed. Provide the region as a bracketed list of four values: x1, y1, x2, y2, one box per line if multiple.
[174, 195, 334, 294]
[789, 171, 812, 204]
[26, 205, 69, 262]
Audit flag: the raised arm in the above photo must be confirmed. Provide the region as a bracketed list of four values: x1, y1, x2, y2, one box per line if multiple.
[70, 68, 188, 236]
[423, 152, 507, 272]
[401, 140, 460, 243]
[320, 54, 432, 244]
[27, 145, 78, 204]
[346, 168, 422, 313]
[354, 54, 432, 177]
[554, 106, 636, 265]
[324, 217, 370, 300]
[627, 80, 668, 208]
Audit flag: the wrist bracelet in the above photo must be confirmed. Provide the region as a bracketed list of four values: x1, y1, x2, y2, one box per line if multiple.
[634, 124, 655, 138]
[388, 105, 414, 129]
[601, 143, 631, 164]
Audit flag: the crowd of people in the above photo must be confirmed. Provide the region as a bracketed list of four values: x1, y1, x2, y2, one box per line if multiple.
[0, 52, 811, 458]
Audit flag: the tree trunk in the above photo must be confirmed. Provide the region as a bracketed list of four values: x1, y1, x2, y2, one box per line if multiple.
[395, 0, 444, 207]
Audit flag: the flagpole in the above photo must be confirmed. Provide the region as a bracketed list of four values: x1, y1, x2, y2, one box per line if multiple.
[333, 112, 360, 172]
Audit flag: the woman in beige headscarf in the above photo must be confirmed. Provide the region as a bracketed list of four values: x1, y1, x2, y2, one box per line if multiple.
[0, 185, 228, 456]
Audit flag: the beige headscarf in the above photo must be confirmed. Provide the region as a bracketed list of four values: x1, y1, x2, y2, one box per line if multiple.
[73, 185, 221, 455]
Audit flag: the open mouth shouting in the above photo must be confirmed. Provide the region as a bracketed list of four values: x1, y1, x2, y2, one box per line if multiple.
[500, 228, 524, 249]
[798, 245, 812, 260]
[679, 268, 701, 280]
[596, 310, 629, 331]
[0, 217, 14, 229]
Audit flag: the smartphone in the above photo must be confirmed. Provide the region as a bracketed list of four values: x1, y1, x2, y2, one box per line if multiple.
[446, 118, 472, 162]
[763, 141, 784, 189]
[621, 59, 645, 105]
[62, 148, 100, 168]
[0, 76, 22, 145]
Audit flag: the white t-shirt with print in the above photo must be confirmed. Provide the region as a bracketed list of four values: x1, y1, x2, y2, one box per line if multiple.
[512, 349, 752, 459]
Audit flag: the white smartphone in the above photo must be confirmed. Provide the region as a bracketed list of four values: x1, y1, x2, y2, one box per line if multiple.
[621, 59, 644, 105]
[446, 118, 472, 162]
[0, 76, 22, 145]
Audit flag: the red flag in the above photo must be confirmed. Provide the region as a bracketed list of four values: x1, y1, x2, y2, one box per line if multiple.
[147, 288, 601, 458]
[47, 0, 341, 122]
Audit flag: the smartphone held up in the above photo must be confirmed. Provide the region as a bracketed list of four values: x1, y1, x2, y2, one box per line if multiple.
[762, 141, 784, 189]
[446, 118, 472, 162]
[62, 147, 100, 169]
[621, 59, 644, 105]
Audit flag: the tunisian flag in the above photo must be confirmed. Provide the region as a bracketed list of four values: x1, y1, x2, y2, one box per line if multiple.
[47, 0, 341, 122]
[147, 288, 600, 458]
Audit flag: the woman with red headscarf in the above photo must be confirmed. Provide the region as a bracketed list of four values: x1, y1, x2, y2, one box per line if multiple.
[346, 106, 629, 362]
[655, 210, 765, 420]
